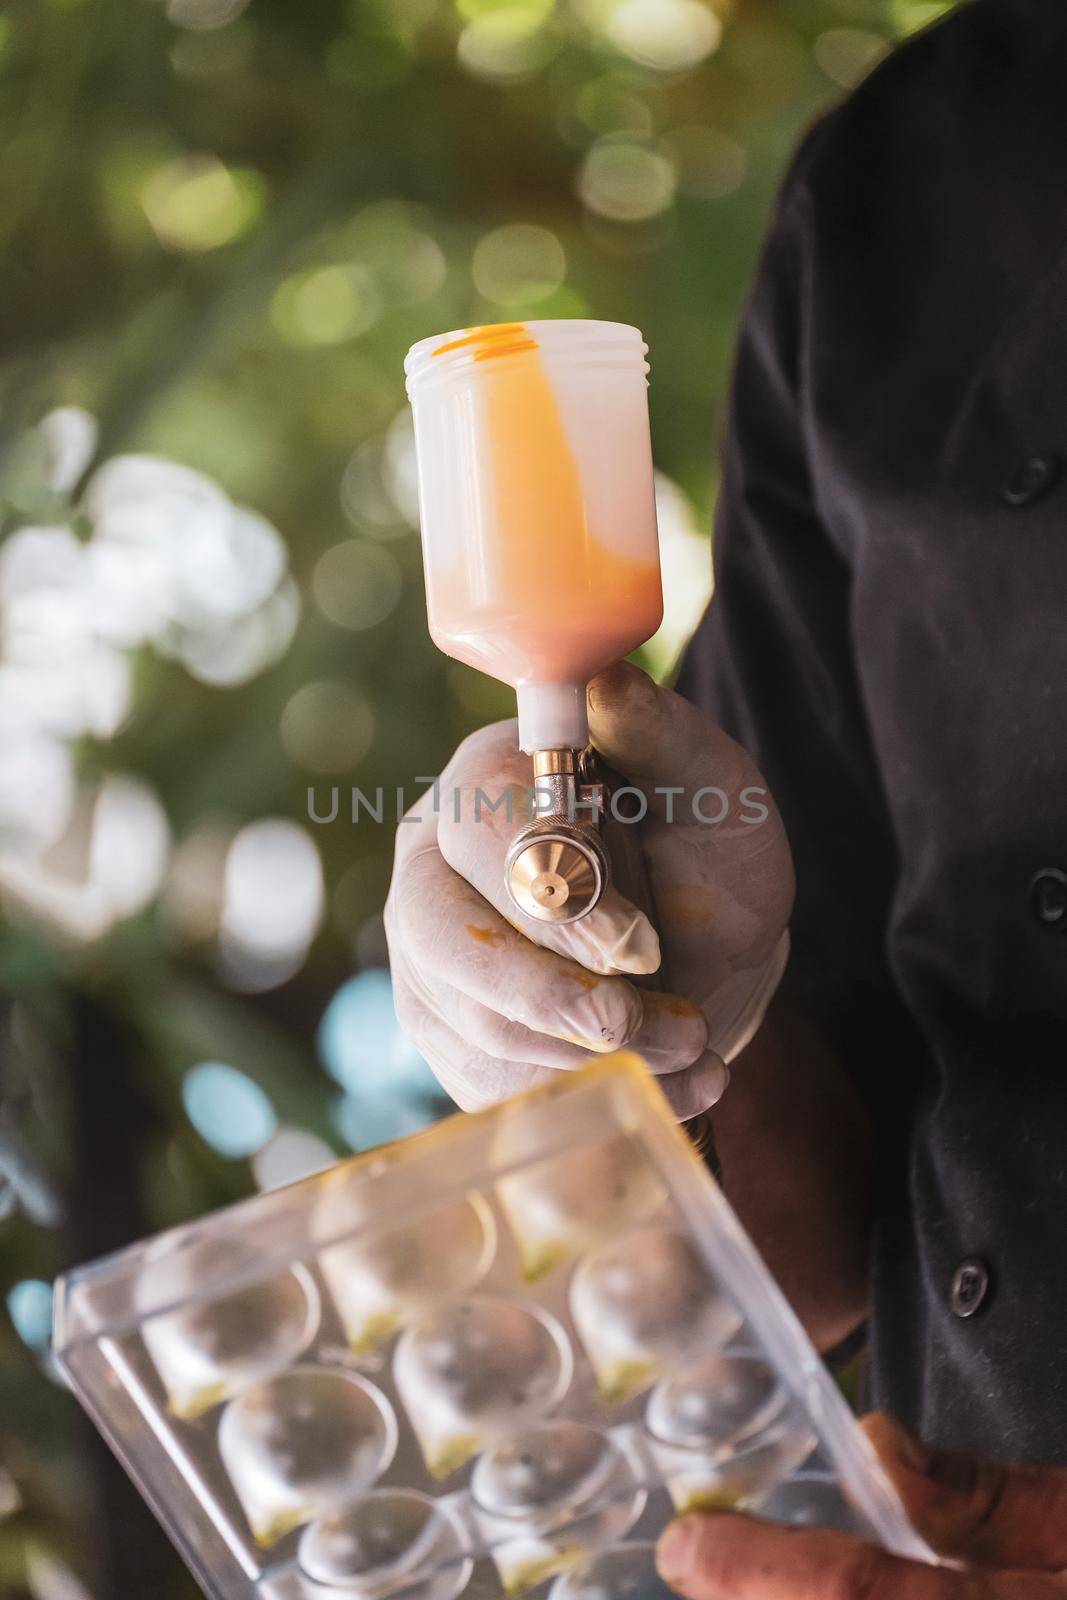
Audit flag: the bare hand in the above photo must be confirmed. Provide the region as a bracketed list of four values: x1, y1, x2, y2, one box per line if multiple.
[656, 1413, 1067, 1598]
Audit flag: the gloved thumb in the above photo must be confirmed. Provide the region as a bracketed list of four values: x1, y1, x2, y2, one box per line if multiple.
[588, 660, 757, 805]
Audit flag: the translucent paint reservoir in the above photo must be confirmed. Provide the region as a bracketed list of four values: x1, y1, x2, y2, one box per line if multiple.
[54, 1056, 936, 1600]
[405, 321, 663, 756]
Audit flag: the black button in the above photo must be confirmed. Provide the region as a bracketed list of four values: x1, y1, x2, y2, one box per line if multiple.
[1003, 454, 1060, 506]
[951, 1258, 991, 1319]
[1030, 868, 1067, 931]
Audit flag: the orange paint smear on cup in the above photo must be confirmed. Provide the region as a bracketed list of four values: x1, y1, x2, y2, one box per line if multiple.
[428, 323, 661, 684]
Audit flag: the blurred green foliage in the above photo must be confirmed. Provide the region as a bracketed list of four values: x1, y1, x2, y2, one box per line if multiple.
[0, 0, 955, 1592]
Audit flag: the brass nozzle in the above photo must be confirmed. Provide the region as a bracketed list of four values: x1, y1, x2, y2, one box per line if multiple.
[505, 749, 607, 924]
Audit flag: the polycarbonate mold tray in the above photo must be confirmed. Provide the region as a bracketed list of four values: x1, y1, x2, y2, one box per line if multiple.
[53, 1054, 933, 1600]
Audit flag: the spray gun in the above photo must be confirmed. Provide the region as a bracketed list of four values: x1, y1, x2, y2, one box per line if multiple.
[405, 318, 717, 1165]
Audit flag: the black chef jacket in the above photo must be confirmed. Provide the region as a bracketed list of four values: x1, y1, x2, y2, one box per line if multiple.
[678, 0, 1067, 1465]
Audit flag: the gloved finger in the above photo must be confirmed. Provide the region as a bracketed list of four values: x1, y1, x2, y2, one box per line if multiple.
[392, 962, 552, 1111]
[862, 1413, 1067, 1571]
[388, 840, 646, 1054]
[654, 1513, 1018, 1600]
[395, 957, 725, 1117]
[434, 720, 662, 979]
[653, 1050, 729, 1119]
[427, 969, 712, 1076]
[391, 840, 711, 1069]
[588, 660, 770, 817]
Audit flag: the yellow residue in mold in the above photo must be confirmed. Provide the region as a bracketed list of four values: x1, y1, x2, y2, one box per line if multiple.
[348, 1308, 400, 1355]
[253, 1506, 309, 1547]
[671, 1486, 746, 1515]
[170, 1381, 227, 1420]
[425, 1432, 481, 1479]
[503, 1546, 585, 1596]
[596, 1356, 661, 1404]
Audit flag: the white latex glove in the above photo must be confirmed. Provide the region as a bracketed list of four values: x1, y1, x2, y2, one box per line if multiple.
[386, 661, 794, 1117]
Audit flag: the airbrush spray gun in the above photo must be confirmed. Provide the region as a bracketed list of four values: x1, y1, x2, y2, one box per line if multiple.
[405, 320, 714, 1159]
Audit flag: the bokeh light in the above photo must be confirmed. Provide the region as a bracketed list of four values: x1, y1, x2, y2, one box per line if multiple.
[322, 968, 449, 1150]
[219, 819, 324, 989]
[280, 680, 376, 774]
[0, 776, 170, 943]
[318, 969, 434, 1099]
[344, 202, 449, 307]
[341, 432, 418, 535]
[164, 0, 252, 29]
[641, 473, 713, 679]
[472, 224, 567, 306]
[7, 1280, 54, 1351]
[0, 1466, 20, 1518]
[0, 729, 74, 856]
[311, 541, 404, 633]
[253, 1126, 336, 1191]
[271, 265, 383, 348]
[182, 1061, 277, 1159]
[562, 78, 653, 144]
[813, 28, 889, 88]
[605, 0, 722, 73]
[85, 455, 289, 634]
[161, 820, 234, 942]
[39, 406, 98, 494]
[664, 126, 747, 201]
[457, 6, 556, 82]
[578, 138, 678, 222]
[332, 1090, 439, 1152]
[141, 154, 264, 253]
[89, 777, 172, 918]
[179, 576, 301, 688]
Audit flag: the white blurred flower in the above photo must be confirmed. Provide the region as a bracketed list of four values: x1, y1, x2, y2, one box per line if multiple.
[0, 776, 170, 943]
[0, 724, 75, 855]
[177, 573, 301, 686]
[0, 419, 299, 947]
[0, 527, 133, 741]
[38, 407, 99, 495]
[84, 454, 287, 631]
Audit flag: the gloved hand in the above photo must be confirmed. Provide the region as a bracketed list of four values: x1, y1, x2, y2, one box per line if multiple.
[385, 661, 794, 1116]
[656, 1413, 1067, 1599]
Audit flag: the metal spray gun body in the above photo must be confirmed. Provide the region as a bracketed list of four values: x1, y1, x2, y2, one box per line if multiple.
[506, 744, 717, 1169]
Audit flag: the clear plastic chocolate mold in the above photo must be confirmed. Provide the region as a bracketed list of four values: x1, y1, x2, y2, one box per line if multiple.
[547, 1542, 677, 1600]
[570, 1229, 742, 1401]
[317, 1184, 496, 1354]
[53, 1053, 936, 1600]
[393, 1297, 573, 1478]
[754, 1471, 865, 1534]
[472, 1420, 644, 1593]
[298, 1490, 472, 1600]
[643, 1354, 816, 1513]
[219, 1368, 398, 1545]
[137, 1239, 320, 1419]
[494, 1125, 665, 1280]
[644, 1353, 786, 1453]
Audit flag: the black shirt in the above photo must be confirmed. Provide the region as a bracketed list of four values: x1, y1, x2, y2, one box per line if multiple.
[678, 0, 1067, 1465]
